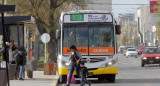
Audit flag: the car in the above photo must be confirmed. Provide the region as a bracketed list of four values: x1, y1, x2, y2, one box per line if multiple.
[141, 47, 160, 67]
[126, 48, 138, 58]
[123, 46, 133, 56]
[118, 46, 125, 53]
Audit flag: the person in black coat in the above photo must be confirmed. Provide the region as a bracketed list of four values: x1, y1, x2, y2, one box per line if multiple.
[17, 46, 27, 80]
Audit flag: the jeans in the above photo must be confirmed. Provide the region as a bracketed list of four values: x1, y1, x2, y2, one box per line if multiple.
[68, 64, 79, 84]
[19, 65, 24, 78]
[80, 77, 90, 85]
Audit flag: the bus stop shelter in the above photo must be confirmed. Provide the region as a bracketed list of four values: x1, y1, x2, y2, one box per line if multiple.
[0, 16, 34, 47]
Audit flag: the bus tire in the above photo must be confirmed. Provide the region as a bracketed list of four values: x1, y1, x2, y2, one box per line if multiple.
[59, 75, 67, 83]
[108, 74, 116, 83]
[98, 77, 104, 81]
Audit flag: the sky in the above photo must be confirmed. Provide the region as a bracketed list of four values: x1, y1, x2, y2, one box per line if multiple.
[112, 0, 149, 18]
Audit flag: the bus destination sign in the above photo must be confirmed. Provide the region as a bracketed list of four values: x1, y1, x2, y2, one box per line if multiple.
[88, 14, 109, 22]
[71, 14, 83, 21]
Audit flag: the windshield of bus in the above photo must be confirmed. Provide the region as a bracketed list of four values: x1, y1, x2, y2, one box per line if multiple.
[63, 24, 114, 55]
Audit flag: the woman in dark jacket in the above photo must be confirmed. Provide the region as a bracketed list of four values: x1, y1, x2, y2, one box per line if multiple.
[17, 46, 27, 80]
[67, 45, 82, 86]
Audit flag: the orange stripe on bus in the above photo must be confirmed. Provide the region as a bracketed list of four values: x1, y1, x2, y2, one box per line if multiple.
[63, 47, 114, 54]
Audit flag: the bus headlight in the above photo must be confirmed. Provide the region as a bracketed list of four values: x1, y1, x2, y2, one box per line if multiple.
[62, 61, 69, 66]
[156, 57, 160, 59]
[106, 61, 113, 67]
[108, 62, 113, 65]
[65, 63, 69, 66]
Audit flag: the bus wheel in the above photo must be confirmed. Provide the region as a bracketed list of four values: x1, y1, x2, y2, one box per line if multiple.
[59, 75, 67, 83]
[98, 77, 104, 80]
[108, 74, 116, 83]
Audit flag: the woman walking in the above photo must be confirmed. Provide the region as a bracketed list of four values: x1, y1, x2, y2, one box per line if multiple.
[67, 45, 82, 86]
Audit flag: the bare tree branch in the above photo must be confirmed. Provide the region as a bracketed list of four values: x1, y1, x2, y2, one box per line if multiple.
[56, 0, 67, 8]
[37, 0, 45, 8]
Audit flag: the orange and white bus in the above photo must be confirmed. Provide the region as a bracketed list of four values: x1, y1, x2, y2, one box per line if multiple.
[56, 10, 121, 83]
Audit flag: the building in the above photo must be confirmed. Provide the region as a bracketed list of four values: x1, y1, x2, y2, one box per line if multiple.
[137, 5, 160, 46]
[118, 13, 135, 28]
[85, 0, 112, 12]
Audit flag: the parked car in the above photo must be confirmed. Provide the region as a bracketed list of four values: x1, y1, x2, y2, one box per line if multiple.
[141, 47, 160, 67]
[123, 46, 133, 56]
[118, 46, 125, 53]
[126, 48, 138, 58]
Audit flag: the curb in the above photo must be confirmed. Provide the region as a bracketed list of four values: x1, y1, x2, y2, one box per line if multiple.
[52, 75, 59, 86]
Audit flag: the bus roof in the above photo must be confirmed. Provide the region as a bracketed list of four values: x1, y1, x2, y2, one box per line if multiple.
[62, 10, 112, 15]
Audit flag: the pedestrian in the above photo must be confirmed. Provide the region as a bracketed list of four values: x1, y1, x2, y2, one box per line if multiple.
[67, 45, 82, 86]
[80, 62, 91, 86]
[8, 40, 20, 79]
[16, 46, 27, 80]
[8, 40, 17, 64]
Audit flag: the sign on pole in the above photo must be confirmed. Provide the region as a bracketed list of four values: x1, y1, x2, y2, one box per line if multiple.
[41, 33, 50, 63]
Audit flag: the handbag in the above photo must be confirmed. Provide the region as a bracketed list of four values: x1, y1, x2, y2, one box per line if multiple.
[67, 74, 76, 84]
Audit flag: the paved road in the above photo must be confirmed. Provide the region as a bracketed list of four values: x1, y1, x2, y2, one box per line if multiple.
[58, 54, 160, 86]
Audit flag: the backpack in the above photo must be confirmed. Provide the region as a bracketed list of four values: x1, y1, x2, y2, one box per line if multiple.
[17, 55, 23, 64]
[16, 51, 24, 64]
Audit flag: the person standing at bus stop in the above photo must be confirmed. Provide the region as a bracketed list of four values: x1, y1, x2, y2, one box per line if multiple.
[67, 45, 82, 86]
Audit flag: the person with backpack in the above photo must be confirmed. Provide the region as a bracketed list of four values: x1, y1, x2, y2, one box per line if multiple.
[16, 46, 27, 80]
[67, 45, 82, 86]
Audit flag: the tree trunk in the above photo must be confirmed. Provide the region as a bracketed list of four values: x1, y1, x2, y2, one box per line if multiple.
[48, 38, 57, 62]
[35, 18, 47, 35]
[33, 28, 39, 60]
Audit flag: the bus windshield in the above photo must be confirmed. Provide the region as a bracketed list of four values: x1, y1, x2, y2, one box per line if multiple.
[63, 24, 114, 55]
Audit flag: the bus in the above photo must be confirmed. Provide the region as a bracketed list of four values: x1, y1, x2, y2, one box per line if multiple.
[56, 10, 121, 83]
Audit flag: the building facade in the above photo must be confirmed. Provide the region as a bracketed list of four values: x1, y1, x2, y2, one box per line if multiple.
[137, 6, 160, 46]
[118, 13, 135, 28]
[85, 0, 112, 12]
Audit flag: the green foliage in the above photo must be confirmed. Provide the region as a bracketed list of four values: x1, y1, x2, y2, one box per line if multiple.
[119, 24, 139, 47]
[7, 0, 86, 35]
[37, 59, 44, 68]
[7, 0, 86, 61]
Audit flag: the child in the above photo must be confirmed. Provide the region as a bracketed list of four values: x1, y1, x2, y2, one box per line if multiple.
[80, 62, 91, 86]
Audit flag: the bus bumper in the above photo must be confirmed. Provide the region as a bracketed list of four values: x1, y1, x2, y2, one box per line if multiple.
[58, 67, 118, 75]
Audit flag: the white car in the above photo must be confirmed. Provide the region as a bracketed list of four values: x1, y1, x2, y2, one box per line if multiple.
[126, 48, 138, 58]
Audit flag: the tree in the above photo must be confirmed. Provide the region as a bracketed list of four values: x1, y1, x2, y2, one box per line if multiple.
[7, 0, 86, 62]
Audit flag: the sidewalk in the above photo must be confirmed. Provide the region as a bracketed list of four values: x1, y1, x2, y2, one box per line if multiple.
[10, 71, 59, 86]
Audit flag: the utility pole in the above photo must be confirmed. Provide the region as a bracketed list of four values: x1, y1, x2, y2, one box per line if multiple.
[138, 17, 143, 45]
[0, 2, 16, 86]
[127, 17, 129, 46]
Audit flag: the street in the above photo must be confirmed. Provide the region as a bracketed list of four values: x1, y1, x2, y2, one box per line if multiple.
[58, 54, 160, 86]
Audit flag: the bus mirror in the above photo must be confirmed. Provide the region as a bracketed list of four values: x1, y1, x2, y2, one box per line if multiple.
[116, 25, 121, 35]
[56, 30, 61, 39]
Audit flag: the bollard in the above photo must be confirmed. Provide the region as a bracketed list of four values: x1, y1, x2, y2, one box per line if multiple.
[8, 64, 17, 80]
[44, 62, 56, 75]
[0, 68, 7, 86]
